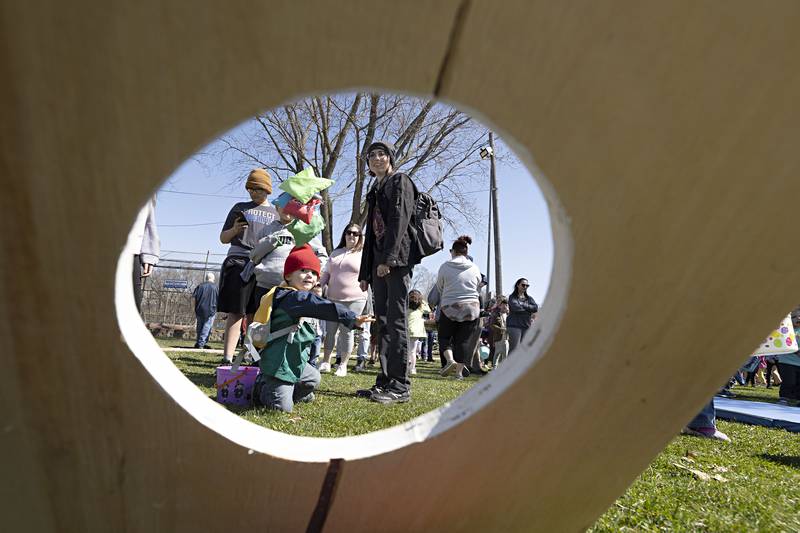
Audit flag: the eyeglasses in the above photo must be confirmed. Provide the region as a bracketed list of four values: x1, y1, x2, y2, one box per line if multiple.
[345, 231, 360, 237]
[246, 187, 265, 193]
[367, 150, 388, 160]
[519, 284, 529, 288]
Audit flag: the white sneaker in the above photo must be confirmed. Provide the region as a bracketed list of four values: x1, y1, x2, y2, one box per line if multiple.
[319, 362, 331, 373]
[410, 368, 417, 375]
[334, 364, 347, 377]
[681, 426, 731, 442]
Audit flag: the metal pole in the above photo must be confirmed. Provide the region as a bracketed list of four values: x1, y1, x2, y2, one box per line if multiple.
[486, 162, 492, 301]
[489, 132, 503, 296]
[203, 250, 210, 278]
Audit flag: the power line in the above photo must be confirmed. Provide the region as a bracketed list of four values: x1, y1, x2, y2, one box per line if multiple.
[160, 221, 224, 227]
[162, 249, 227, 256]
[160, 189, 246, 199]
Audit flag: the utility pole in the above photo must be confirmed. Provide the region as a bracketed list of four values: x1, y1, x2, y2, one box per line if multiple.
[203, 250, 210, 279]
[489, 132, 503, 296]
[486, 175, 492, 301]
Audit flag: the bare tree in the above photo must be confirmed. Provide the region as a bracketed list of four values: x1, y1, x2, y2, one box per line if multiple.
[203, 92, 513, 251]
[409, 265, 437, 299]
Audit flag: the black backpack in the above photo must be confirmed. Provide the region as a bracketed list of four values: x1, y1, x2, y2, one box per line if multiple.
[409, 180, 444, 258]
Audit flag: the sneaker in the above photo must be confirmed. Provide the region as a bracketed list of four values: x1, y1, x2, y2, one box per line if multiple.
[318, 362, 331, 373]
[681, 426, 731, 442]
[354, 360, 366, 372]
[778, 398, 790, 405]
[334, 364, 347, 377]
[370, 390, 411, 404]
[356, 385, 383, 398]
[203, 344, 212, 350]
[410, 368, 417, 375]
[439, 361, 458, 377]
[193, 343, 201, 349]
[470, 366, 488, 376]
[296, 392, 315, 404]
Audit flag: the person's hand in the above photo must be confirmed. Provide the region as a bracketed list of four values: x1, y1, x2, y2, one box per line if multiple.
[376, 264, 391, 278]
[359, 280, 369, 292]
[141, 263, 153, 277]
[233, 217, 248, 234]
[355, 315, 375, 328]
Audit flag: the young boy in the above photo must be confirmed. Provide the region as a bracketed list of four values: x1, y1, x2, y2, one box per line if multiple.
[491, 296, 510, 368]
[254, 244, 373, 413]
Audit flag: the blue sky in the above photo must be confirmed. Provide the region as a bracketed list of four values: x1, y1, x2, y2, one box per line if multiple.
[153, 115, 554, 304]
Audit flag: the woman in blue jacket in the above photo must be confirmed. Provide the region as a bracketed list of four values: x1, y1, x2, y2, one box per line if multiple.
[508, 278, 538, 355]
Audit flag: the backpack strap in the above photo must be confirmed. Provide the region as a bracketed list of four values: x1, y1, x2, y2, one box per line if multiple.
[239, 285, 304, 367]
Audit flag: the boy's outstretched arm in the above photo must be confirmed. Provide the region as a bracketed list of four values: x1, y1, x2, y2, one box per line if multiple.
[277, 290, 365, 328]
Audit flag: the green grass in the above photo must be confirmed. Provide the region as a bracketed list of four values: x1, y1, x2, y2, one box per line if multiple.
[157, 337, 800, 531]
[590, 420, 800, 532]
[160, 339, 476, 437]
[723, 382, 784, 404]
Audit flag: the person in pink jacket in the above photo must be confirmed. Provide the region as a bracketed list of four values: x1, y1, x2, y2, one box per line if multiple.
[319, 224, 370, 376]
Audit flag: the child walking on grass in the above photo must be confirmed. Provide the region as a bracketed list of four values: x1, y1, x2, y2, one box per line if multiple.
[491, 296, 510, 368]
[406, 290, 430, 376]
[253, 244, 373, 413]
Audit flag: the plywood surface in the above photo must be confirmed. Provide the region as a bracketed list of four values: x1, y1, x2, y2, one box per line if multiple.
[3, 1, 800, 531]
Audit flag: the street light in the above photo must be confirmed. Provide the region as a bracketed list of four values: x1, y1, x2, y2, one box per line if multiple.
[480, 133, 503, 298]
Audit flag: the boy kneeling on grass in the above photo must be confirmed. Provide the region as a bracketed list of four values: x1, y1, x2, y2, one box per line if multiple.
[253, 244, 373, 413]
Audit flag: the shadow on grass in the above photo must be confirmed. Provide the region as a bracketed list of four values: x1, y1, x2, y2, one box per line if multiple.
[181, 370, 217, 389]
[316, 389, 363, 399]
[724, 390, 782, 405]
[759, 454, 800, 470]
[169, 355, 218, 366]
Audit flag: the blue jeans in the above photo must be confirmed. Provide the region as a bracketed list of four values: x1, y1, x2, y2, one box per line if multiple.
[426, 330, 436, 361]
[195, 313, 215, 346]
[356, 327, 371, 362]
[687, 400, 716, 431]
[259, 363, 320, 413]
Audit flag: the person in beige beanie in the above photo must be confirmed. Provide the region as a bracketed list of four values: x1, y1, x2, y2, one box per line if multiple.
[245, 168, 272, 194]
[217, 168, 278, 363]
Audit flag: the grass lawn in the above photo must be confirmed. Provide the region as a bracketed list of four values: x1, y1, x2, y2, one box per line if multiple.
[157, 337, 476, 437]
[156, 337, 800, 531]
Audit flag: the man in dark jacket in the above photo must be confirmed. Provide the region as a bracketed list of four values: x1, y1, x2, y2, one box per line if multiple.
[193, 272, 219, 349]
[358, 140, 421, 404]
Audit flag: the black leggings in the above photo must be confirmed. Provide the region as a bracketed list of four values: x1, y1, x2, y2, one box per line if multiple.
[437, 314, 479, 365]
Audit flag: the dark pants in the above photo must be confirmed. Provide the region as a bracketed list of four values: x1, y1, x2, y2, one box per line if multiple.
[426, 330, 435, 361]
[372, 266, 411, 393]
[132, 254, 143, 313]
[777, 363, 800, 401]
[437, 313, 480, 365]
[765, 360, 778, 387]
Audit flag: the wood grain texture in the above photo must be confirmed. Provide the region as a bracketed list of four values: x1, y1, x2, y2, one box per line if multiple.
[1, 1, 460, 531]
[3, 1, 800, 532]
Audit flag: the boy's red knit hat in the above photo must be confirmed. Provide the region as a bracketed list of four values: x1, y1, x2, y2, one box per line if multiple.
[283, 244, 321, 278]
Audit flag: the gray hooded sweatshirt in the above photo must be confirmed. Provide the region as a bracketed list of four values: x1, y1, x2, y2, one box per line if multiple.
[436, 255, 482, 308]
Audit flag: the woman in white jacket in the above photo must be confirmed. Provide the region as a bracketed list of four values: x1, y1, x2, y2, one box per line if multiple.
[435, 235, 482, 379]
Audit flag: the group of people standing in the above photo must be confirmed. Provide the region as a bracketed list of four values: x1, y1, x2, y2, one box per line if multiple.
[210, 140, 538, 411]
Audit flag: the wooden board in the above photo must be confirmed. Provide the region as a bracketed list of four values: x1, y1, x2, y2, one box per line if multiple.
[3, 1, 800, 531]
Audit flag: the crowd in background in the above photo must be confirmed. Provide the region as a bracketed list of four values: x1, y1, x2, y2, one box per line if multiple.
[199, 140, 540, 410]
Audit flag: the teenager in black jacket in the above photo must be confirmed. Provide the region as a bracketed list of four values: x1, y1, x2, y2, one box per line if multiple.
[358, 141, 421, 404]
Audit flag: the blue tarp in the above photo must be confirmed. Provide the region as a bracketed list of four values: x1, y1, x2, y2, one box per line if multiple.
[714, 397, 800, 433]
